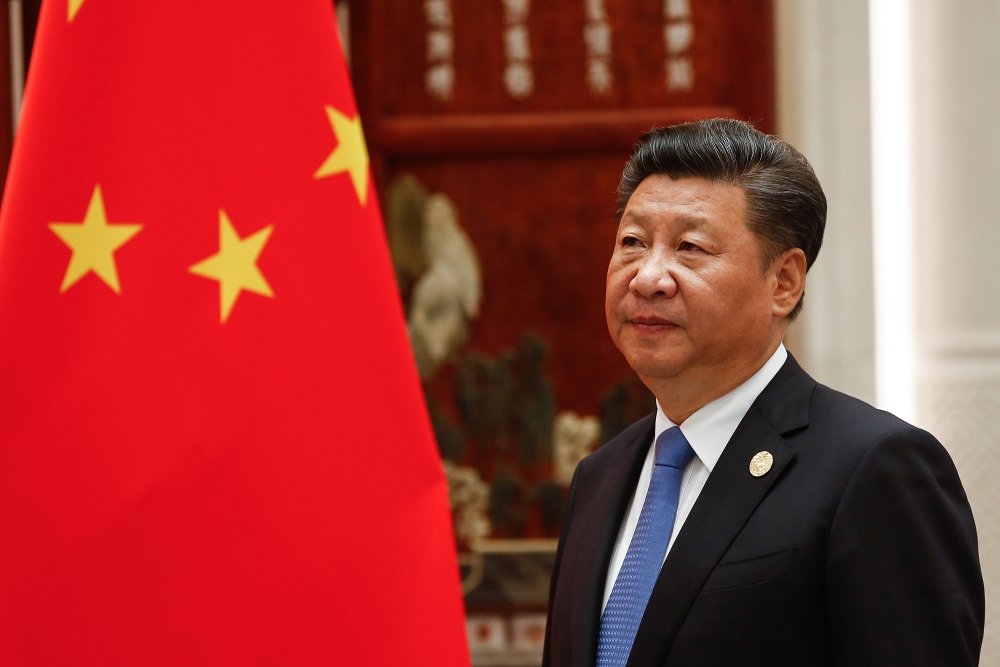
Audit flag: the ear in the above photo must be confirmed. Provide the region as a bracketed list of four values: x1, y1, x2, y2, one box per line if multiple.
[770, 248, 807, 318]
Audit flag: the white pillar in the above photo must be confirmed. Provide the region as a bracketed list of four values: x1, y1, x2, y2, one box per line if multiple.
[911, 2, 1000, 660]
[775, 0, 876, 404]
[777, 1, 995, 659]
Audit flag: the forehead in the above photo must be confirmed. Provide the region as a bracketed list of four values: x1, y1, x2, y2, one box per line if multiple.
[621, 175, 747, 227]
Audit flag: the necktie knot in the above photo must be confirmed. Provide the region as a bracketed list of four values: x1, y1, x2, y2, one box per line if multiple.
[655, 426, 695, 469]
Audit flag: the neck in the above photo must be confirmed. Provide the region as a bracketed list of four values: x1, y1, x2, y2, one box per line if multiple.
[651, 377, 746, 425]
[646, 339, 784, 425]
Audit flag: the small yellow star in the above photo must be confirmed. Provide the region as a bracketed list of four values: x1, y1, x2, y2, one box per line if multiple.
[49, 184, 142, 294]
[68, 0, 85, 22]
[189, 210, 274, 323]
[314, 105, 370, 205]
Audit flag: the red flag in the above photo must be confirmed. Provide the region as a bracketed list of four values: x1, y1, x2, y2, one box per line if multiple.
[0, 1, 469, 664]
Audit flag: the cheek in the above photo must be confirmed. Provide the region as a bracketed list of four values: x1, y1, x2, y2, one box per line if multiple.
[605, 268, 629, 325]
[605, 262, 626, 298]
[604, 282, 618, 324]
[716, 277, 772, 325]
[604, 261, 621, 305]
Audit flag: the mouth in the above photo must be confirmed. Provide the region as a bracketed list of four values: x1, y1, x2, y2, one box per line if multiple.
[628, 315, 679, 332]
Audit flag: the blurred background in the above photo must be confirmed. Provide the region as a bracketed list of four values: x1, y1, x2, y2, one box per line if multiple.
[2, 1, 996, 665]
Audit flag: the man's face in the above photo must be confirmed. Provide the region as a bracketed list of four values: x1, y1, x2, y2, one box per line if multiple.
[605, 175, 785, 406]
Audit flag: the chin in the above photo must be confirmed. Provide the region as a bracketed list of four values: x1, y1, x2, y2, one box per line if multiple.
[621, 351, 685, 381]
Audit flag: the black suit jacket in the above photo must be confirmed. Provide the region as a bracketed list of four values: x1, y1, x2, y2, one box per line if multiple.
[544, 355, 984, 666]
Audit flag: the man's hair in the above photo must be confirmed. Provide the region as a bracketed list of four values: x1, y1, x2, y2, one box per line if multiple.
[617, 118, 827, 320]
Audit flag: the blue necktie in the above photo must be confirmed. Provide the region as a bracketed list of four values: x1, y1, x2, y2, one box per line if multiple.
[596, 426, 695, 667]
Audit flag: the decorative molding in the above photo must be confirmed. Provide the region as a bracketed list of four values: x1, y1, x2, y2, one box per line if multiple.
[424, 0, 455, 101]
[583, 0, 614, 96]
[502, 0, 534, 99]
[662, 0, 695, 92]
[919, 328, 1000, 360]
[370, 106, 735, 154]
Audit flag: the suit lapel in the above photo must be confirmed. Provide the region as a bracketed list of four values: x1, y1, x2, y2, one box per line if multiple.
[627, 355, 815, 666]
[569, 415, 654, 666]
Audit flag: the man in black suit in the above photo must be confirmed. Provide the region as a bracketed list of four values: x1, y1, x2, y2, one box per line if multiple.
[543, 119, 984, 666]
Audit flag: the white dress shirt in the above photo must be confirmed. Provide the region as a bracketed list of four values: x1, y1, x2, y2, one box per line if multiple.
[601, 344, 788, 613]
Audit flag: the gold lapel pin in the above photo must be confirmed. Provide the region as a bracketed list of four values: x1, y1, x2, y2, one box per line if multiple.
[749, 451, 774, 477]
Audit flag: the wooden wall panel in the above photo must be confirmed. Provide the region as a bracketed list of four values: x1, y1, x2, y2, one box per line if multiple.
[364, 0, 771, 116]
[353, 0, 775, 404]
[350, 2, 774, 656]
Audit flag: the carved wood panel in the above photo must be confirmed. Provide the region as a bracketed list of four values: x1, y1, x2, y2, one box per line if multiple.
[350, 2, 773, 658]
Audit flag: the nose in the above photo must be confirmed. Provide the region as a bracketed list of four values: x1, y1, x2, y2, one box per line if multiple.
[630, 251, 678, 299]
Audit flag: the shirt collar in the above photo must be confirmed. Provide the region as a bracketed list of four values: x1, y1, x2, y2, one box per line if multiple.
[654, 344, 788, 472]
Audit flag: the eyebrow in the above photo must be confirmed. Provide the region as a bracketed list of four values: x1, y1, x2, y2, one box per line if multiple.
[620, 211, 711, 229]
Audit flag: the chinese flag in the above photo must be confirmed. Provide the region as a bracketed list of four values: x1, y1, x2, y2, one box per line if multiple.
[0, 1, 469, 665]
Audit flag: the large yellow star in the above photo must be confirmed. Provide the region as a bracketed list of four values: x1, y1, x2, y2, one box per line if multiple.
[189, 210, 274, 323]
[69, 0, 85, 22]
[314, 105, 370, 205]
[49, 184, 142, 294]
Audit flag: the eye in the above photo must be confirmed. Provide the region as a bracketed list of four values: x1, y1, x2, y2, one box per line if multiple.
[620, 234, 643, 248]
[678, 240, 702, 252]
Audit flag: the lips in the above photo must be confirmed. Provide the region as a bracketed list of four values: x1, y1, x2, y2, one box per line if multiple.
[628, 315, 680, 331]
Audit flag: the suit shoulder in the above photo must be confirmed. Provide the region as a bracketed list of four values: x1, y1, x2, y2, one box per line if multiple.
[806, 384, 951, 470]
[811, 383, 920, 432]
